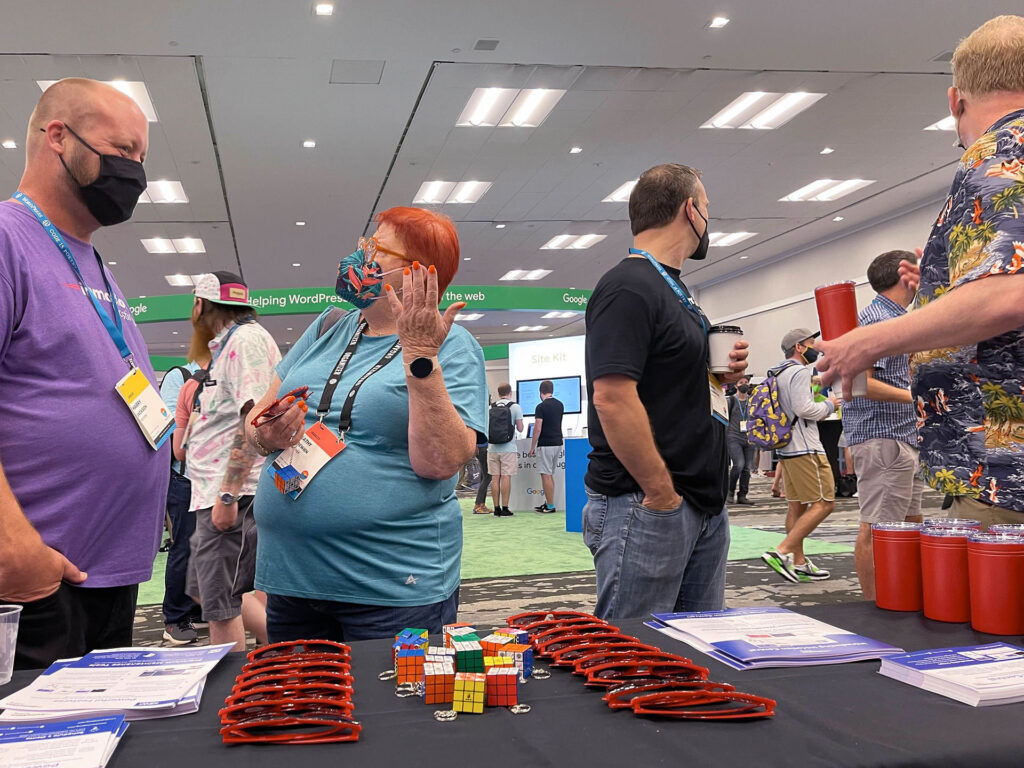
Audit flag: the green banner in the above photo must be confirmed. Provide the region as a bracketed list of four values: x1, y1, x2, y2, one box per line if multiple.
[129, 285, 591, 324]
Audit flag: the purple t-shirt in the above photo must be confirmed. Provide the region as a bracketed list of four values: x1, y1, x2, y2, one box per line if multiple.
[0, 199, 169, 587]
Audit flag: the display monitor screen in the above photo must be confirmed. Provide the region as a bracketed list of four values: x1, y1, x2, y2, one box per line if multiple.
[516, 376, 582, 416]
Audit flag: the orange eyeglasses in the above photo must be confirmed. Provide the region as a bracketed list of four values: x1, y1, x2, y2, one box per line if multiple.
[358, 236, 412, 264]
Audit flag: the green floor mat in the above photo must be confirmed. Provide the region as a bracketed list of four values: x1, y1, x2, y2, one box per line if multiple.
[134, 501, 853, 604]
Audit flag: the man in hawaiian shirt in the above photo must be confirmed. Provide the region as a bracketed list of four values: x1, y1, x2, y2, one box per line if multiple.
[819, 15, 1024, 526]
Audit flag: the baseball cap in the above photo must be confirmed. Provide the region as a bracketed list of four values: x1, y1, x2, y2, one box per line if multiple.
[781, 327, 819, 354]
[193, 271, 252, 308]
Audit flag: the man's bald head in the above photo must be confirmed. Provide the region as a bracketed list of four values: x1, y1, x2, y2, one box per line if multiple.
[26, 78, 147, 158]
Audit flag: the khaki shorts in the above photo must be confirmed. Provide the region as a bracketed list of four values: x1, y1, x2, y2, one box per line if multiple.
[849, 439, 923, 524]
[950, 495, 1024, 529]
[780, 454, 835, 504]
[487, 451, 518, 476]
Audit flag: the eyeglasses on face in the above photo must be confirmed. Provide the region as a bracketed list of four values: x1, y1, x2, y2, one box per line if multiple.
[506, 610, 599, 628]
[358, 236, 412, 264]
[220, 711, 362, 744]
[584, 659, 710, 688]
[630, 690, 777, 720]
[603, 679, 736, 710]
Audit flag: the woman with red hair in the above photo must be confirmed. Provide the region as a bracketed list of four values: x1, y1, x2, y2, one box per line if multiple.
[245, 206, 487, 642]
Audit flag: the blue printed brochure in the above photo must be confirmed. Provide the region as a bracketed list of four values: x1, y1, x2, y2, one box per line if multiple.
[648, 607, 904, 670]
[878, 643, 1024, 706]
[0, 715, 128, 768]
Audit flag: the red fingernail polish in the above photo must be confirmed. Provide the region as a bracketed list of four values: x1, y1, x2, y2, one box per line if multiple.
[412, 261, 421, 269]
[404, 268, 411, 276]
[385, 284, 394, 292]
[428, 264, 436, 274]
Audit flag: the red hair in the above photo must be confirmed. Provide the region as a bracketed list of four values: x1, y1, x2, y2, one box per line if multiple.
[376, 207, 460, 296]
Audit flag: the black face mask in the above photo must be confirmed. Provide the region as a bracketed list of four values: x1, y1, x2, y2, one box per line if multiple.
[57, 125, 146, 226]
[688, 206, 709, 261]
[737, 385, 750, 394]
[802, 347, 820, 364]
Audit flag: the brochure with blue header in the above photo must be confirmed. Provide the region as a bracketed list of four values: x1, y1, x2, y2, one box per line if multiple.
[648, 607, 904, 670]
[879, 643, 1024, 706]
[0, 714, 127, 768]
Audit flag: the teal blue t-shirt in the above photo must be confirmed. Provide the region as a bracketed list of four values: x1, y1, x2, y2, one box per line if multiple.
[253, 309, 488, 606]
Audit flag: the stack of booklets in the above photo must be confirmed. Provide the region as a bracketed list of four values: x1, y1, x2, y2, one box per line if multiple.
[0, 644, 233, 723]
[647, 606, 904, 670]
[0, 715, 128, 768]
[878, 643, 1024, 706]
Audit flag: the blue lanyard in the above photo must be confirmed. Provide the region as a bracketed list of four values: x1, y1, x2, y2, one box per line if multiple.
[628, 248, 708, 334]
[206, 322, 245, 382]
[14, 191, 134, 367]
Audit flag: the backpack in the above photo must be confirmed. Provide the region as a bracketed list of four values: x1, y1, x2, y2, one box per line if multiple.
[746, 361, 800, 450]
[488, 400, 516, 444]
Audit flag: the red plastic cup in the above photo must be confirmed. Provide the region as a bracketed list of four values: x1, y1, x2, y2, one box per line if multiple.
[872, 522, 923, 611]
[814, 282, 858, 340]
[920, 527, 973, 623]
[924, 518, 982, 530]
[967, 531, 1024, 635]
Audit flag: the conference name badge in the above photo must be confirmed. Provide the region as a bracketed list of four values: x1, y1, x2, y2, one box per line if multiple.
[115, 367, 175, 450]
[708, 371, 729, 426]
[268, 421, 345, 500]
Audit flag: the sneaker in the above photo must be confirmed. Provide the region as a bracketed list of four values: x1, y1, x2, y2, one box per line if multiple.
[473, 504, 492, 515]
[794, 558, 831, 581]
[536, 505, 557, 514]
[761, 549, 800, 584]
[735, 496, 755, 506]
[534, 503, 547, 512]
[498, 506, 514, 517]
[163, 619, 198, 646]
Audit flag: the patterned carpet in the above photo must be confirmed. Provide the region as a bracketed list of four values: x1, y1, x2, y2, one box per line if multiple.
[132, 474, 947, 646]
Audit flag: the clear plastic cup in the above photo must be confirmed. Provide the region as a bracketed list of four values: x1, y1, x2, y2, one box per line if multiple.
[0, 604, 23, 685]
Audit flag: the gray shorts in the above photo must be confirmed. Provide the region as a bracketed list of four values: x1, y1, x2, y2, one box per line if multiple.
[849, 439, 923, 524]
[536, 445, 563, 475]
[188, 497, 257, 622]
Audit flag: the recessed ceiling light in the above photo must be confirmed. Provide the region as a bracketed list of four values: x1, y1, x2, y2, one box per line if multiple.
[413, 180, 491, 204]
[463, 257, 472, 261]
[173, 237, 205, 253]
[603, 179, 638, 203]
[542, 311, 577, 319]
[820, 146, 835, 155]
[314, 3, 334, 15]
[302, 140, 316, 148]
[924, 115, 956, 131]
[172, 330, 179, 335]
[709, 16, 730, 28]
[38, 80, 159, 122]
[164, 274, 193, 287]
[739, 255, 749, 260]
[455, 313, 484, 321]
[540, 234, 607, 250]
[702, 91, 826, 129]
[569, 146, 583, 154]
[455, 87, 566, 128]
[107, 261, 117, 265]
[1, 139, 16, 149]
[295, 221, 306, 226]
[514, 325, 549, 332]
[499, 269, 552, 281]
[139, 295, 146, 298]
[292, 262, 301, 267]
[138, 180, 188, 204]
[179, 344, 186, 348]
[141, 238, 175, 254]
[708, 232, 757, 247]
[141, 237, 205, 254]
[494, 223, 506, 229]
[287, 327, 293, 331]
[833, 216, 844, 221]
[780, 179, 875, 202]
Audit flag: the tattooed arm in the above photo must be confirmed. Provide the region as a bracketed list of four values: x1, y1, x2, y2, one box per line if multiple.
[211, 401, 260, 531]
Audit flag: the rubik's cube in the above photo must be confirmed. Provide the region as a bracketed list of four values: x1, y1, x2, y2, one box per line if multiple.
[396, 647, 426, 685]
[486, 667, 519, 707]
[498, 643, 534, 679]
[495, 627, 529, 645]
[453, 638, 484, 673]
[425, 645, 455, 665]
[422, 661, 455, 705]
[271, 463, 304, 494]
[453, 672, 486, 714]
[480, 632, 515, 656]
[443, 624, 478, 648]
[393, 628, 429, 666]
[484, 655, 515, 672]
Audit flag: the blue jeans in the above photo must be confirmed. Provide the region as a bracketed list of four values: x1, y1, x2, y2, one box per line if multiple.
[266, 589, 460, 643]
[582, 488, 729, 620]
[728, 440, 756, 498]
[162, 471, 200, 624]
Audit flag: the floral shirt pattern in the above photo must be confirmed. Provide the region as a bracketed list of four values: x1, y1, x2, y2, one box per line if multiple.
[912, 108, 1024, 511]
[188, 321, 281, 510]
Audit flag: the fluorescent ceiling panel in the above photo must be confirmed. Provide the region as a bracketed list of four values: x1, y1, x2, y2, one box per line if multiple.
[924, 115, 956, 131]
[708, 232, 757, 247]
[701, 91, 826, 129]
[456, 87, 565, 128]
[498, 89, 566, 127]
[514, 325, 549, 332]
[1, 139, 16, 149]
[143, 237, 205, 254]
[142, 238, 175, 254]
[779, 179, 875, 202]
[172, 237, 205, 254]
[38, 80, 158, 122]
[456, 88, 519, 126]
[164, 274, 193, 287]
[413, 180, 491, 204]
[499, 269, 552, 281]
[540, 234, 607, 250]
[138, 180, 188, 204]
[542, 311, 578, 319]
[602, 179, 638, 203]
[455, 313, 484, 321]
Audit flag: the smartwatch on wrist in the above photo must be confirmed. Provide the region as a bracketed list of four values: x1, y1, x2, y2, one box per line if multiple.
[219, 491, 239, 505]
[405, 356, 439, 379]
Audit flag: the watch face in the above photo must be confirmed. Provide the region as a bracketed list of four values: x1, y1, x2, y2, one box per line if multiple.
[410, 357, 433, 378]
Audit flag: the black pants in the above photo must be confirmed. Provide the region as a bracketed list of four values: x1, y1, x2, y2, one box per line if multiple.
[728, 439, 756, 498]
[14, 583, 139, 670]
[162, 471, 200, 625]
[474, 445, 492, 506]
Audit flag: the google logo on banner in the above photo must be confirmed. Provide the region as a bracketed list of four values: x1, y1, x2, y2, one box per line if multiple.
[562, 293, 588, 306]
[526, 487, 544, 495]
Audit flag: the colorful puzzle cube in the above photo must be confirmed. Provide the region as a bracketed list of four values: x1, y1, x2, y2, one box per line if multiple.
[271, 463, 304, 494]
[480, 633, 515, 655]
[498, 643, 534, 679]
[425, 645, 455, 665]
[422, 661, 455, 705]
[495, 628, 530, 645]
[484, 655, 515, 671]
[486, 667, 519, 707]
[453, 638, 484, 673]
[444, 625, 478, 648]
[452, 672, 486, 714]
[396, 647, 426, 685]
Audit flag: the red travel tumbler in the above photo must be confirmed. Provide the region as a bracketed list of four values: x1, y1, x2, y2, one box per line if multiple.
[967, 531, 1024, 635]
[814, 281, 859, 340]
[920, 527, 973, 623]
[872, 522, 923, 611]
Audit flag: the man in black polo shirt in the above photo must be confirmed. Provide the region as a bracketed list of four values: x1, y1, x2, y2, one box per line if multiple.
[583, 163, 748, 620]
[528, 380, 564, 513]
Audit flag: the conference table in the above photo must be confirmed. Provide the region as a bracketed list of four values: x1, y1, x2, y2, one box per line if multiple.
[4, 601, 1024, 767]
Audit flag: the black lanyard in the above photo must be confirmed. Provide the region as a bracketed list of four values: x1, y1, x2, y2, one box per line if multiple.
[317, 320, 402, 436]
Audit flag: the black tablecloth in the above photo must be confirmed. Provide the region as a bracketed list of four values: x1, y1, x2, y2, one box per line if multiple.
[4, 602, 1023, 767]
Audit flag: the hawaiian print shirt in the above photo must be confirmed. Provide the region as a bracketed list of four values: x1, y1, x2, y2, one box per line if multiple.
[912, 108, 1024, 511]
[188, 320, 281, 510]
